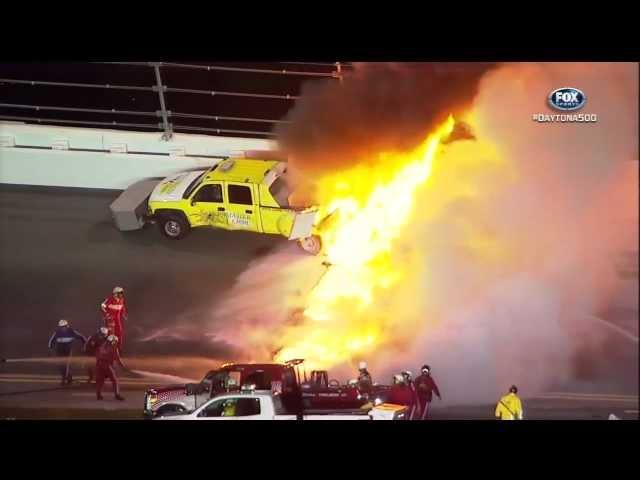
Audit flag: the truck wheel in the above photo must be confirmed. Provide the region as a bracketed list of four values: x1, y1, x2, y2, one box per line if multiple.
[159, 214, 190, 240]
[298, 235, 322, 255]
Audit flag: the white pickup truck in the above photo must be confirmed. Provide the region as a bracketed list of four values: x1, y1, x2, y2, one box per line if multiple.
[154, 390, 407, 421]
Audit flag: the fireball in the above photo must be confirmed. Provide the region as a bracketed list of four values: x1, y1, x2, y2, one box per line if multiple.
[271, 116, 457, 369]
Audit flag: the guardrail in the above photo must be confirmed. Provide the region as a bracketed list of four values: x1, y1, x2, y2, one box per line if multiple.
[0, 62, 350, 140]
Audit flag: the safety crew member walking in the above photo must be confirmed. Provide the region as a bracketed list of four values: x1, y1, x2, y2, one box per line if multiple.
[495, 385, 524, 420]
[84, 326, 109, 383]
[357, 361, 373, 396]
[48, 319, 86, 386]
[95, 334, 126, 401]
[414, 365, 441, 420]
[402, 371, 420, 420]
[100, 286, 127, 351]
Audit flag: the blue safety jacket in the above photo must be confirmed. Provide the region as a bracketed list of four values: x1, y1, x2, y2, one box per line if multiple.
[48, 326, 86, 354]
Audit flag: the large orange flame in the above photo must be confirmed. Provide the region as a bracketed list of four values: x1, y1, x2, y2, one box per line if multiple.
[272, 116, 456, 369]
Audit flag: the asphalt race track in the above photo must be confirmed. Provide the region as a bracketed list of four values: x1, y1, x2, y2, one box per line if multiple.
[0, 184, 289, 361]
[0, 184, 638, 419]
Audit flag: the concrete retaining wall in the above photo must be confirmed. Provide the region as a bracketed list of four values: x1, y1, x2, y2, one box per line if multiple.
[0, 121, 275, 190]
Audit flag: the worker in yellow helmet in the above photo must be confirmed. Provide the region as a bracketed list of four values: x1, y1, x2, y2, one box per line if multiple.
[222, 399, 237, 417]
[495, 385, 524, 420]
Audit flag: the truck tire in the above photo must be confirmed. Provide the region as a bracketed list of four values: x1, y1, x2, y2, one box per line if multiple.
[158, 213, 190, 240]
[298, 235, 322, 255]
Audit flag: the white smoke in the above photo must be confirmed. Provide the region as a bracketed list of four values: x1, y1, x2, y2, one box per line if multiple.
[211, 63, 638, 405]
[376, 62, 638, 403]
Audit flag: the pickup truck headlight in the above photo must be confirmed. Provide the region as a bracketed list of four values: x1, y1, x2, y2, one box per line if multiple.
[148, 394, 158, 405]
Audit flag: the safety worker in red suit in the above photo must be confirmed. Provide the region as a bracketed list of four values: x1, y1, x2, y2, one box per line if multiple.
[414, 364, 441, 420]
[95, 334, 126, 401]
[402, 370, 420, 420]
[101, 286, 127, 351]
[387, 374, 416, 419]
[84, 326, 109, 383]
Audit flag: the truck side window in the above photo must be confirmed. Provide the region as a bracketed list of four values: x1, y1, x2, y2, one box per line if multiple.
[198, 398, 227, 417]
[228, 185, 253, 205]
[194, 184, 223, 203]
[244, 371, 268, 390]
[234, 398, 261, 416]
[199, 398, 260, 417]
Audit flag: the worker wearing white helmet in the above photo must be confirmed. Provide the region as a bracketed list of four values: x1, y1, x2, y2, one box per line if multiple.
[402, 371, 419, 420]
[48, 319, 86, 386]
[95, 332, 126, 401]
[415, 364, 442, 420]
[388, 373, 416, 415]
[100, 286, 128, 351]
[84, 326, 111, 383]
[357, 360, 373, 395]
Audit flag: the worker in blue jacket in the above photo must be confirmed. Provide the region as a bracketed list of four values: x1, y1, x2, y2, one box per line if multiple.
[48, 319, 86, 386]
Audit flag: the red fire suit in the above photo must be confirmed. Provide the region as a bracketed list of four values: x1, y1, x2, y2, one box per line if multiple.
[388, 384, 416, 419]
[84, 332, 107, 383]
[415, 373, 441, 420]
[101, 294, 127, 348]
[407, 381, 420, 420]
[95, 341, 125, 399]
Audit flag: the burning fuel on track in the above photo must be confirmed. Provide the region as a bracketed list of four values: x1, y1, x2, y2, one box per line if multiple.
[149, 63, 638, 404]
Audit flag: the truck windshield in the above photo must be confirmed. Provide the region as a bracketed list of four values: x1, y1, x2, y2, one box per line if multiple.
[182, 172, 207, 199]
[269, 176, 291, 208]
[183, 164, 220, 199]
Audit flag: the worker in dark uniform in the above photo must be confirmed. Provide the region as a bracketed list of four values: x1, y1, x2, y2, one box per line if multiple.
[84, 326, 109, 383]
[95, 334, 126, 401]
[414, 365, 442, 420]
[48, 319, 86, 386]
[357, 361, 373, 395]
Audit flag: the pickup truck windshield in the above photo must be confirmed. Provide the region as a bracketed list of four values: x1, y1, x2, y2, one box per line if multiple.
[182, 172, 207, 199]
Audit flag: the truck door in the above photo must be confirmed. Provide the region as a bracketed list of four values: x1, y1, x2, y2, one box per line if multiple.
[225, 182, 261, 232]
[188, 182, 228, 229]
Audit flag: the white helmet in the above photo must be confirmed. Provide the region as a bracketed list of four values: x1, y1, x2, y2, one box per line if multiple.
[107, 334, 118, 344]
[113, 286, 124, 294]
[58, 319, 69, 327]
[393, 374, 404, 384]
[358, 361, 367, 370]
[348, 379, 358, 386]
[99, 327, 109, 336]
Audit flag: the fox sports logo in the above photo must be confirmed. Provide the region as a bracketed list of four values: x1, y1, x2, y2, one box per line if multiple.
[548, 87, 587, 111]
